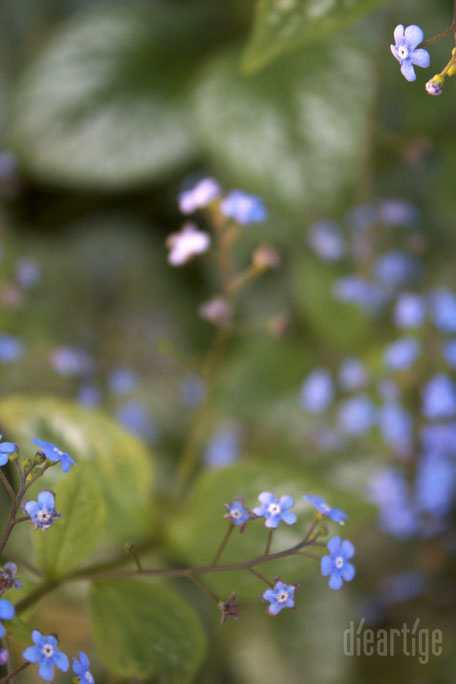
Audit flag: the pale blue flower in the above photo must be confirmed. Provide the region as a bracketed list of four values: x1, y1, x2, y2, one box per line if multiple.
[23, 631, 69, 682]
[261, 581, 296, 615]
[321, 536, 355, 590]
[391, 24, 430, 81]
[253, 492, 297, 529]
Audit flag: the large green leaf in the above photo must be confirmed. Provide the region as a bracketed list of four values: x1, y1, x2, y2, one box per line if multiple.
[90, 578, 206, 682]
[166, 462, 372, 599]
[243, 0, 386, 73]
[34, 462, 105, 577]
[8, 4, 198, 188]
[191, 34, 374, 217]
[0, 396, 154, 541]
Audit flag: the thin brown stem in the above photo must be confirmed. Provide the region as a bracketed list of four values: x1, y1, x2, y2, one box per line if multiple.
[212, 524, 234, 566]
[0, 662, 30, 683]
[188, 574, 220, 603]
[248, 567, 273, 587]
[420, 21, 456, 47]
[0, 472, 15, 503]
[264, 530, 273, 556]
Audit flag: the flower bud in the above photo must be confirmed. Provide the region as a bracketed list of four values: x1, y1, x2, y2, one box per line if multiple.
[425, 76, 444, 96]
[0, 648, 9, 665]
[252, 244, 280, 270]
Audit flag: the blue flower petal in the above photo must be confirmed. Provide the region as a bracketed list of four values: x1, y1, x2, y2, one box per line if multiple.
[258, 492, 275, 505]
[37, 490, 55, 510]
[327, 536, 341, 556]
[267, 601, 283, 615]
[280, 510, 297, 525]
[0, 599, 14, 620]
[265, 514, 280, 529]
[73, 657, 83, 677]
[401, 60, 416, 82]
[341, 562, 356, 582]
[262, 589, 276, 603]
[279, 495, 294, 509]
[23, 500, 39, 518]
[411, 48, 430, 68]
[78, 652, 90, 671]
[31, 630, 45, 646]
[38, 657, 55, 682]
[341, 540, 355, 559]
[54, 649, 69, 672]
[321, 555, 332, 576]
[23, 645, 41, 663]
[0, 623, 5, 638]
[393, 24, 405, 44]
[404, 24, 424, 50]
[329, 572, 343, 590]
[0, 454, 8, 467]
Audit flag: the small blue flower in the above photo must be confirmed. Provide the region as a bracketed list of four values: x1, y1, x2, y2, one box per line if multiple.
[0, 599, 15, 638]
[0, 435, 18, 466]
[338, 395, 376, 436]
[108, 367, 137, 395]
[302, 495, 347, 525]
[178, 177, 221, 214]
[33, 438, 76, 473]
[116, 401, 157, 443]
[220, 191, 267, 225]
[0, 562, 22, 591]
[338, 358, 367, 391]
[390, 24, 430, 82]
[321, 536, 355, 590]
[253, 492, 297, 529]
[308, 220, 345, 261]
[78, 384, 101, 408]
[15, 258, 41, 289]
[23, 631, 69, 682]
[299, 368, 333, 413]
[379, 199, 419, 227]
[416, 451, 456, 517]
[369, 469, 419, 538]
[261, 580, 296, 615]
[0, 335, 24, 363]
[422, 374, 456, 420]
[204, 421, 242, 469]
[384, 336, 420, 371]
[73, 651, 94, 683]
[22, 490, 62, 531]
[430, 289, 456, 333]
[379, 403, 412, 456]
[333, 276, 385, 313]
[50, 346, 94, 377]
[443, 339, 456, 369]
[224, 498, 252, 531]
[394, 292, 426, 328]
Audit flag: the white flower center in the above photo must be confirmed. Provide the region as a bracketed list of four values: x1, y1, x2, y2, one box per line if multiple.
[398, 46, 409, 60]
[335, 556, 344, 569]
[268, 503, 281, 515]
[84, 673, 93, 683]
[54, 448, 64, 456]
[320, 503, 330, 512]
[277, 591, 289, 603]
[37, 510, 51, 522]
[231, 509, 242, 519]
[41, 644, 54, 658]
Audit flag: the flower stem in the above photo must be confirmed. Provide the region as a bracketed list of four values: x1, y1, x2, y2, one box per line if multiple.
[212, 523, 234, 566]
[248, 567, 273, 587]
[420, 21, 456, 47]
[0, 662, 30, 683]
[0, 472, 15, 503]
[264, 530, 274, 556]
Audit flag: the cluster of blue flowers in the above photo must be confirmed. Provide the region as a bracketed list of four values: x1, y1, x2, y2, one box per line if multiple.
[224, 492, 355, 613]
[23, 634, 94, 683]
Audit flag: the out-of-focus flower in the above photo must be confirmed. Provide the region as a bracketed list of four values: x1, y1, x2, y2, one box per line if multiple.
[22, 490, 62, 531]
[253, 493, 297, 529]
[338, 358, 367, 391]
[23, 631, 69, 682]
[302, 495, 347, 525]
[204, 421, 242, 469]
[0, 648, 9, 665]
[0, 436, 18, 466]
[33, 438, 76, 473]
[415, 451, 456, 516]
[390, 24, 430, 81]
[321, 537, 355, 590]
[108, 367, 137, 395]
[333, 276, 385, 313]
[178, 178, 221, 214]
[78, 384, 101, 408]
[50, 346, 94, 377]
[338, 395, 375, 435]
[0, 599, 14, 638]
[368, 469, 419, 538]
[252, 244, 280, 270]
[116, 401, 157, 443]
[15, 258, 40, 289]
[421, 374, 456, 420]
[443, 339, 456, 368]
[198, 297, 231, 327]
[374, 251, 418, 288]
[384, 336, 420, 371]
[219, 593, 240, 624]
[379, 199, 419, 227]
[220, 191, 267, 225]
[394, 292, 426, 328]
[0, 335, 24, 363]
[166, 223, 210, 266]
[179, 374, 206, 407]
[308, 220, 345, 261]
[430, 289, 456, 333]
[379, 403, 412, 456]
[261, 580, 296, 615]
[299, 368, 333, 413]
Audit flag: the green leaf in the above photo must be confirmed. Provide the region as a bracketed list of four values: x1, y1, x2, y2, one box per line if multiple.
[8, 4, 198, 189]
[191, 34, 374, 217]
[293, 255, 371, 350]
[166, 462, 372, 599]
[243, 0, 385, 73]
[34, 462, 105, 577]
[7, 617, 33, 645]
[90, 578, 206, 682]
[0, 396, 154, 541]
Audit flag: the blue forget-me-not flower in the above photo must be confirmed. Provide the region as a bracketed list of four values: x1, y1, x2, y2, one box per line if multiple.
[253, 493, 297, 529]
[390, 25, 430, 82]
[261, 580, 296, 615]
[321, 536, 356, 590]
[23, 631, 69, 682]
[33, 438, 76, 473]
